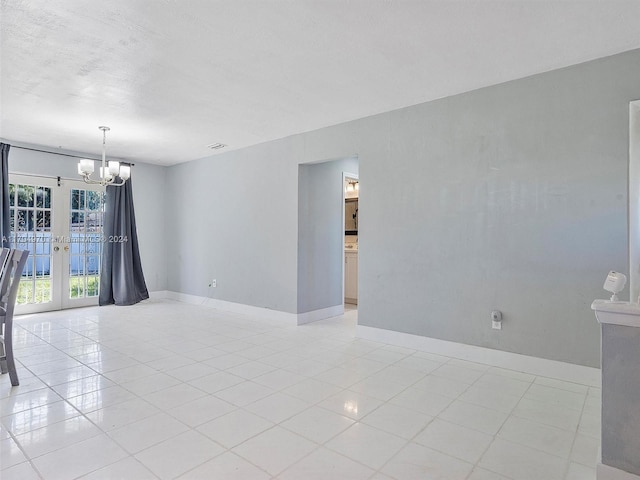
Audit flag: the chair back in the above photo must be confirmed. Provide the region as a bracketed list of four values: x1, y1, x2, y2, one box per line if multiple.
[0, 250, 29, 308]
[0, 249, 15, 304]
[0, 248, 10, 279]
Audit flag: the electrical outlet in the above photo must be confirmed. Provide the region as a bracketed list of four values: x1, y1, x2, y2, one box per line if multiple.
[209, 279, 217, 288]
[491, 310, 502, 330]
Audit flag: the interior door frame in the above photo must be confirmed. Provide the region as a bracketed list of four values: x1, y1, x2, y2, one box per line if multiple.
[629, 100, 640, 303]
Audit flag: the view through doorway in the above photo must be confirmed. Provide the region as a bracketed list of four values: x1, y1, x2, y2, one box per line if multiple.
[344, 172, 359, 310]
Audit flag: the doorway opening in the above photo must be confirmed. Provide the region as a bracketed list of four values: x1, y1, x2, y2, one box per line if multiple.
[343, 173, 359, 310]
[296, 156, 358, 323]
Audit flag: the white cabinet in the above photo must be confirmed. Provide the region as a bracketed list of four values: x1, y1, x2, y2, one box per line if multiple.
[345, 251, 358, 304]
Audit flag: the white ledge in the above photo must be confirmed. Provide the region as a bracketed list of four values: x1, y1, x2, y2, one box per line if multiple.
[591, 299, 640, 327]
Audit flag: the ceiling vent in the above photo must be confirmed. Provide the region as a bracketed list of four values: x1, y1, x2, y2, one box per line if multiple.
[207, 143, 227, 150]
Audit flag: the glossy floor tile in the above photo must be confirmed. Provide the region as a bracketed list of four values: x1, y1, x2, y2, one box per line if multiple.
[0, 299, 600, 479]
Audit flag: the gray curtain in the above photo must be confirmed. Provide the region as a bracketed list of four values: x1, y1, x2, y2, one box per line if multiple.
[99, 175, 149, 306]
[0, 143, 10, 248]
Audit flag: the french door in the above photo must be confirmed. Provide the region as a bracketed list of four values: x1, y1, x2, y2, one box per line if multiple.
[9, 175, 106, 314]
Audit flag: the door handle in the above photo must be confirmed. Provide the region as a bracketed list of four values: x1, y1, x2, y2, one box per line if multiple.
[53, 246, 60, 252]
[63, 245, 70, 252]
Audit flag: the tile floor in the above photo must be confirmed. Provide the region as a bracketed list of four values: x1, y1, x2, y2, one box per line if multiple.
[1, 299, 600, 479]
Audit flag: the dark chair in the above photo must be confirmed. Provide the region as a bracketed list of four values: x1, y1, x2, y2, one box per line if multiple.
[0, 249, 30, 386]
[0, 248, 10, 274]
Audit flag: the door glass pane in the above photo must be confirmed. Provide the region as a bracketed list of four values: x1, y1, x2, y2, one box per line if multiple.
[36, 187, 51, 208]
[69, 188, 105, 299]
[10, 183, 53, 305]
[17, 185, 34, 207]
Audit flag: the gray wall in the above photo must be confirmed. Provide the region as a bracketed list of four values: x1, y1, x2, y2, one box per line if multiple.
[358, 50, 639, 367]
[165, 138, 302, 313]
[8, 48, 638, 367]
[298, 157, 359, 313]
[5, 145, 168, 292]
[164, 48, 639, 366]
[601, 323, 640, 475]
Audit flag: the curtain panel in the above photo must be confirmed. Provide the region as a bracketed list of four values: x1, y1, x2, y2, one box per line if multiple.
[0, 143, 10, 248]
[99, 176, 149, 306]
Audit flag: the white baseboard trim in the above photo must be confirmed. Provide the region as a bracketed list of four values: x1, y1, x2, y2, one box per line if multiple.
[598, 464, 640, 480]
[357, 325, 601, 387]
[162, 291, 298, 324]
[151, 290, 344, 326]
[297, 305, 345, 325]
[149, 290, 169, 299]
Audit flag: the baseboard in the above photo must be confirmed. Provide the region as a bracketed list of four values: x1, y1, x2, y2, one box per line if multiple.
[598, 464, 640, 480]
[153, 290, 343, 326]
[297, 304, 345, 325]
[357, 325, 601, 387]
[149, 290, 169, 299]
[161, 291, 298, 324]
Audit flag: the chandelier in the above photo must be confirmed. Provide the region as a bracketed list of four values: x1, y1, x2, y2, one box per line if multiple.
[77, 126, 130, 186]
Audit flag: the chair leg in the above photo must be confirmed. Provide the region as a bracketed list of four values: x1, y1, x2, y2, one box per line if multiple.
[4, 327, 18, 386]
[6, 358, 19, 386]
[0, 340, 6, 374]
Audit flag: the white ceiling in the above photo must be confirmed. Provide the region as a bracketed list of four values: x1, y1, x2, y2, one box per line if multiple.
[1, 0, 640, 166]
